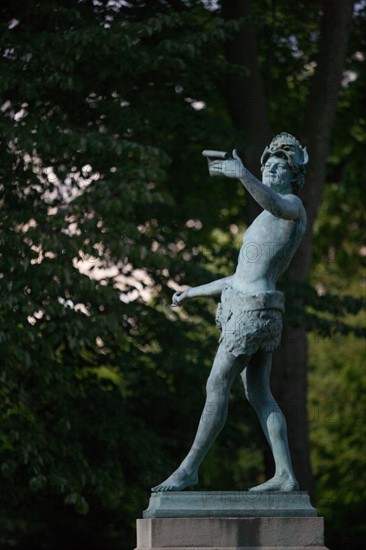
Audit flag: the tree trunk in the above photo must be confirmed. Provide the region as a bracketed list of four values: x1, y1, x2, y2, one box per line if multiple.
[222, 0, 271, 222]
[222, 0, 354, 502]
[299, 0, 355, 275]
[273, 0, 354, 502]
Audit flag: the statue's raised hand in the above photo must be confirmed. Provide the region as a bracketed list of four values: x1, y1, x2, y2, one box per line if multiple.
[171, 289, 190, 308]
[205, 149, 245, 179]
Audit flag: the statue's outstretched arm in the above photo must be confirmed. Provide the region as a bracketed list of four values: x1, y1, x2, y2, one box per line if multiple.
[206, 150, 302, 221]
[172, 276, 232, 307]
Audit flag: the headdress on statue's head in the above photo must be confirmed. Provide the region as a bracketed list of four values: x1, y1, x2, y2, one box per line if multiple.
[260, 132, 309, 191]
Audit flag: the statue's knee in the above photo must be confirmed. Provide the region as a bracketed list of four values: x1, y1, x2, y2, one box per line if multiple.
[243, 385, 250, 402]
[206, 373, 227, 396]
[245, 387, 268, 409]
[206, 375, 219, 395]
[245, 389, 258, 408]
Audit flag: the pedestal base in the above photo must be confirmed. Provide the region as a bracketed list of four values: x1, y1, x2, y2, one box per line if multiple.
[143, 491, 316, 518]
[135, 492, 329, 549]
[135, 517, 329, 549]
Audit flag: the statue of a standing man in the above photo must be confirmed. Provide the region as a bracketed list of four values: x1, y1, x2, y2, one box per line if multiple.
[153, 133, 308, 493]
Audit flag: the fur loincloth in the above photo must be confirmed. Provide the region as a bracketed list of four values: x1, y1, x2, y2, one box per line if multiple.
[215, 288, 285, 357]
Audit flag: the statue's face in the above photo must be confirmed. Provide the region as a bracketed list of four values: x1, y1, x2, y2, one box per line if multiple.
[262, 156, 293, 192]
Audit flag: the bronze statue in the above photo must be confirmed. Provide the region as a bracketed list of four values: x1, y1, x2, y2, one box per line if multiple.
[153, 133, 308, 493]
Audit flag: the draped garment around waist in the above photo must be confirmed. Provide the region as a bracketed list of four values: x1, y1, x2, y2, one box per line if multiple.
[215, 288, 285, 357]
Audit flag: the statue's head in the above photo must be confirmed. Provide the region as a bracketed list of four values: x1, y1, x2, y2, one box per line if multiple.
[260, 132, 309, 194]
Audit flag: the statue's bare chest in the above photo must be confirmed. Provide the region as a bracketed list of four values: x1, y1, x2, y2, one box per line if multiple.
[243, 211, 295, 248]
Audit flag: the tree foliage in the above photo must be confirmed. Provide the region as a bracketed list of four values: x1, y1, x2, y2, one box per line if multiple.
[0, 1, 249, 547]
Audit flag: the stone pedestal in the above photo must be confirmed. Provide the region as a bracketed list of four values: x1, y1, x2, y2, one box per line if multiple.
[135, 492, 329, 549]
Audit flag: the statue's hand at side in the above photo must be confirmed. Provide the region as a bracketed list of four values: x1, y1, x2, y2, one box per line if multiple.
[171, 289, 190, 308]
[208, 149, 245, 179]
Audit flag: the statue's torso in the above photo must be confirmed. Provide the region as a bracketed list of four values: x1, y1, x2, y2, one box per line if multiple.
[232, 207, 306, 294]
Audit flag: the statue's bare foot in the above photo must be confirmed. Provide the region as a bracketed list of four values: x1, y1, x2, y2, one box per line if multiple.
[152, 468, 199, 492]
[249, 475, 299, 493]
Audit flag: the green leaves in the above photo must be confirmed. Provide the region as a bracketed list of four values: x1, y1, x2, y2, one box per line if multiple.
[0, 1, 238, 547]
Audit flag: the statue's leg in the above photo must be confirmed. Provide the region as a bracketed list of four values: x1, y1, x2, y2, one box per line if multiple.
[152, 343, 246, 491]
[241, 350, 299, 492]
